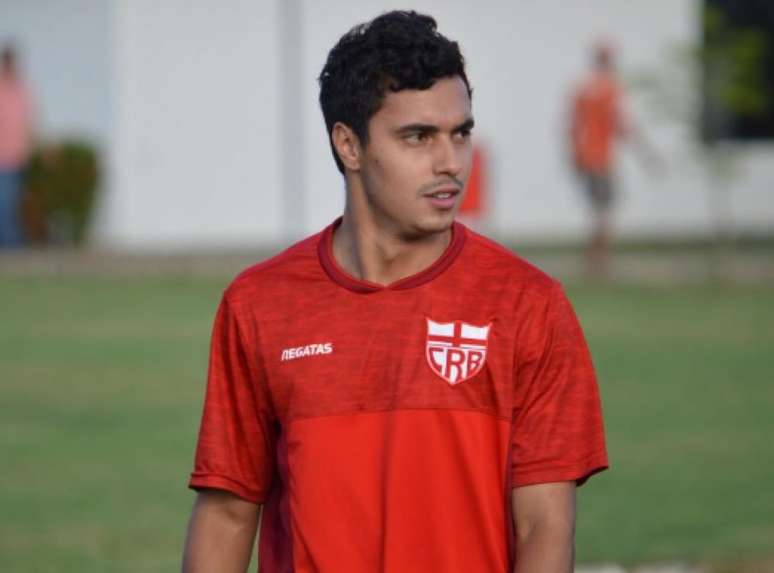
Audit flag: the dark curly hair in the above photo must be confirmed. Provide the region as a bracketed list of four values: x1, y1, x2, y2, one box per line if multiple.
[319, 10, 472, 174]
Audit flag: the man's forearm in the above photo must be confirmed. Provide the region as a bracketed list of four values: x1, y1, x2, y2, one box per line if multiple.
[512, 482, 577, 573]
[182, 491, 260, 573]
[513, 520, 574, 573]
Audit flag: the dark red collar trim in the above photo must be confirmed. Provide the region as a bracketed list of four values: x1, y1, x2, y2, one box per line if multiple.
[317, 218, 467, 293]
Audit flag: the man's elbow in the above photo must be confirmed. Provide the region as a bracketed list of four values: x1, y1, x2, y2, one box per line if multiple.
[516, 511, 576, 546]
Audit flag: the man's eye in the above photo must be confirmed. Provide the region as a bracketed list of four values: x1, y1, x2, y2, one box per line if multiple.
[455, 129, 472, 140]
[406, 132, 428, 144]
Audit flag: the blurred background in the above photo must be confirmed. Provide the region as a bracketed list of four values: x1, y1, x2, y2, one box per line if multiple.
[0, 0, 772, 572]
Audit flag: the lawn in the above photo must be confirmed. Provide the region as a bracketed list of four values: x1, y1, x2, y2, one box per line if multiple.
[0, 275, 772, 571]
[572, 284, 774, 566]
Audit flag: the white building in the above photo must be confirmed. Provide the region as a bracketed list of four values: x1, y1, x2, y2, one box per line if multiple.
[2, 0, 772, 249]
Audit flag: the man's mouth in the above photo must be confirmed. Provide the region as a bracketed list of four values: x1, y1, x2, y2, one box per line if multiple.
[424, 187, 461, 209]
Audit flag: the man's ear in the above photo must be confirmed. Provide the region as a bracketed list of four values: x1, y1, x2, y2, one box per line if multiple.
[331, 122, 363, 171]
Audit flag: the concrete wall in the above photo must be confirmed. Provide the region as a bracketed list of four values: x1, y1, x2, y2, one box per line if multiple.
[301, 0, 774, 241]
[0, 0, 110, 143]
[102, 0, 283, 248]
[3, 0, 773, 248]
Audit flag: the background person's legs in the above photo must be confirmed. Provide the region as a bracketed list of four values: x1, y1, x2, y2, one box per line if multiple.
[585, 172, 614, 280]
[0, 170, 23, 247]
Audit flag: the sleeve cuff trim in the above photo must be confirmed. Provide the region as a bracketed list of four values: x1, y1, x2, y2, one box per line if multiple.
[188, 472, 267, 504]
[512, 454, 609, 488]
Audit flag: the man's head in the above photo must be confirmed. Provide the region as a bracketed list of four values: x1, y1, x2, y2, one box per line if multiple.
[1, 45, 17, 76]
[593, 39, 615, 72]
[319, 11, 471, 175]
[318, 11, 474, 238]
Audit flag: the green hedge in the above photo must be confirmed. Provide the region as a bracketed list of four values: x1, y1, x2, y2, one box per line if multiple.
[23, 140, 99, 245]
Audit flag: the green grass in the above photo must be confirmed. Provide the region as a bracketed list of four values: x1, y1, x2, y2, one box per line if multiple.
[0, 276, 225, 573]
[572, 284, 774, 566]
[1, 276, 773, 571]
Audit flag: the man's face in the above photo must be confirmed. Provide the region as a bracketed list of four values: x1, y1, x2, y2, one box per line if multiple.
[1, 52, 14, 75]
[357, 75, 474, 239]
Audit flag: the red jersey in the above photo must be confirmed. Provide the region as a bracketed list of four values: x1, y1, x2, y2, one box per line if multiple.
[189, 219, 608, 572]
[571, 71, 623, 174]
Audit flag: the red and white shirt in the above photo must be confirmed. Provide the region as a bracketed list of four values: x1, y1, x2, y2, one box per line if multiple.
[0, 75, 33, 170]
[189, 219, 608, 572]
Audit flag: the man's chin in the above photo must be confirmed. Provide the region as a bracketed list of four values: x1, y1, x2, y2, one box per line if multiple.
[404, 212, 456, 241]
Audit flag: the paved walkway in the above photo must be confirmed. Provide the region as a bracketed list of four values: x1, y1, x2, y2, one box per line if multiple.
[1, 246, 773, 285]
[579, 561, 774, 573]
[577, 565, 706, 573]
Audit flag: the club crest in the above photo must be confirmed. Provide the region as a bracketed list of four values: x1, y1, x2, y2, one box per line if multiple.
[425, 318, 491, 385]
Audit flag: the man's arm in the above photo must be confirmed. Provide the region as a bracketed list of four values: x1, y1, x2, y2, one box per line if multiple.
[511, 481, 576, 573]
[182, 489, 261, 573]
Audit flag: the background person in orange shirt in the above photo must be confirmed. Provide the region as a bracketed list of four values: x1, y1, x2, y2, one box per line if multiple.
[0, 45, 34, 248]
[569, 41, 627, 279]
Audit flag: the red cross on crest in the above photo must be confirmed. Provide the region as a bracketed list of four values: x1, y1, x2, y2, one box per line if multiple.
[425, 318, 491, 385]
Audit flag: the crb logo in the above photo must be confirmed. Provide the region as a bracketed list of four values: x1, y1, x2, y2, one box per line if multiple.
[425, 318, 491, 385]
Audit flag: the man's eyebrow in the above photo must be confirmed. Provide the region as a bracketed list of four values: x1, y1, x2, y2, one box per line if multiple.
[394, 117, 475, 135]
[394, 123, 439, 135]
[453, 117, 475, 133]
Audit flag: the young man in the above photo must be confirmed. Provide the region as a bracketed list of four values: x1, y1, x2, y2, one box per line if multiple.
[569, 40, 628, 280]
[0, 46, 34, 248]
[183, 11, 607, 573]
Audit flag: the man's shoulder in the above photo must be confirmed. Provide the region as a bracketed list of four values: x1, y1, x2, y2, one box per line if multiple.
[462, 228, 558, 292]
[223, 231, 323, 303]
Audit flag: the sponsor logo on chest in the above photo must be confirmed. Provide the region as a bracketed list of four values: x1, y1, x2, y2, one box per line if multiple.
[281, 342, 333, 361]
[425, 318, 491, 385]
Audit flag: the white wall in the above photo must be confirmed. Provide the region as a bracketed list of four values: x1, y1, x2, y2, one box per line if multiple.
[102, 0, 283, 248]
[301, 0, 774, 241]
[0, 0, 110, 143]
[4, 0, 772, 248]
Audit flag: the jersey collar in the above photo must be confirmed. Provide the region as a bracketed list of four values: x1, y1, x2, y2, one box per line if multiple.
[317, 217, 467, 293]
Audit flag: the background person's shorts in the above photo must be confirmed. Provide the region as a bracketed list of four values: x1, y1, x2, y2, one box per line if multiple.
[584, 172, 615, 211]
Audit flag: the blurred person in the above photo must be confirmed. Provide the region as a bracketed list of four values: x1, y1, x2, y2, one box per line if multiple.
[0, 45, 34, 248]
[183, 11, 607, 573]
[457, 143, 486, 229]
[569, 40, 627, 280]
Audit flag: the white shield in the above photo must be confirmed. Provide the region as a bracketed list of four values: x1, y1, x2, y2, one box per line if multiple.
[425, 318, 491, 385]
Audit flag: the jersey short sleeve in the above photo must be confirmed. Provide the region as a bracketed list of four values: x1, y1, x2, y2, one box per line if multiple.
[188, 294, 276, 503]
[511, 281, 608, 488]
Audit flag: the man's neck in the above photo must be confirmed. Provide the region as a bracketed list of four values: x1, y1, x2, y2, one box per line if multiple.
[331, 205, 452, 287]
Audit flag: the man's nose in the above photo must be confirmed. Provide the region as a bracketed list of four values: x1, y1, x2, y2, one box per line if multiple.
[433, 136, 464, 178]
